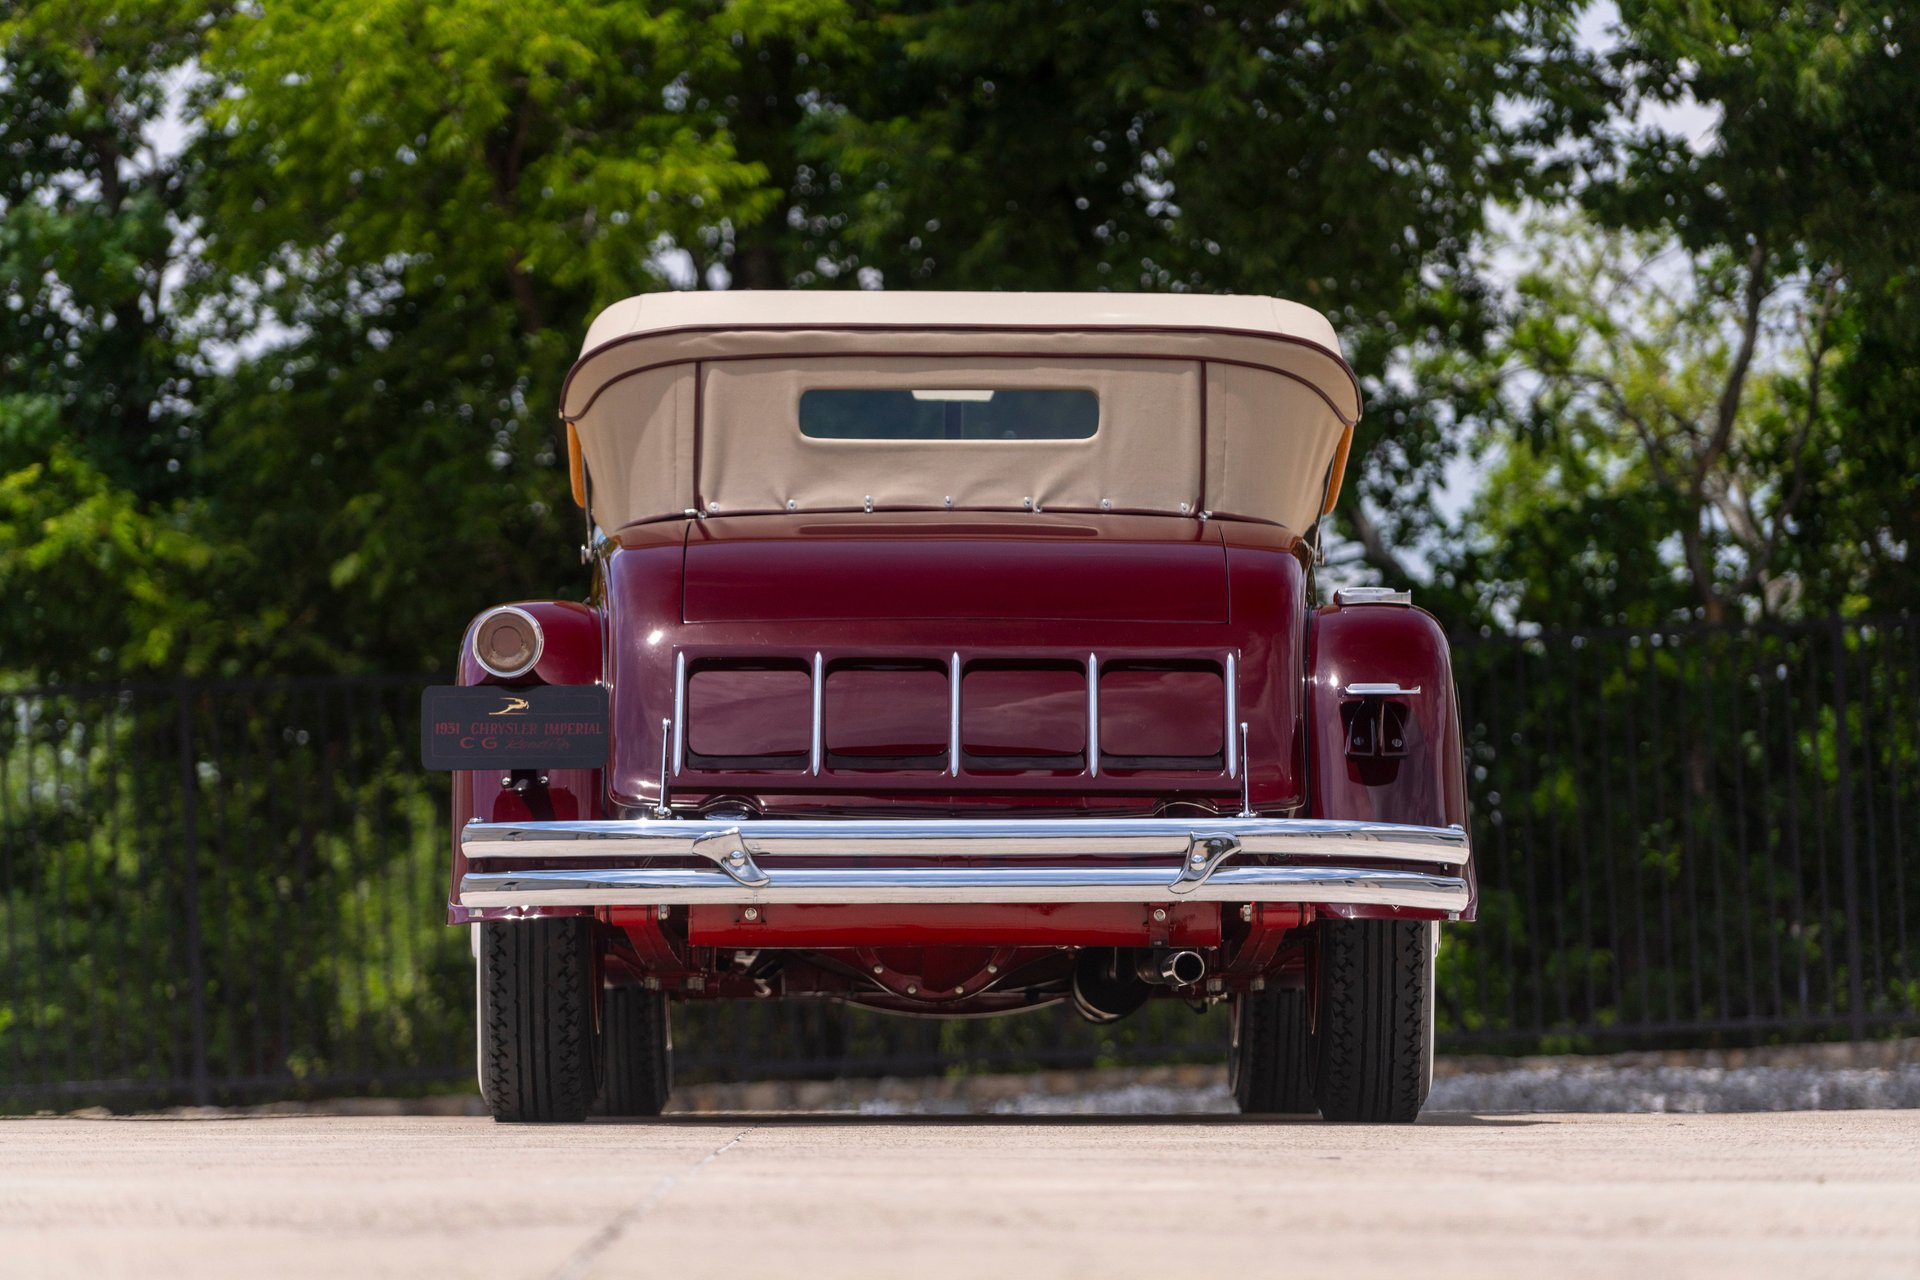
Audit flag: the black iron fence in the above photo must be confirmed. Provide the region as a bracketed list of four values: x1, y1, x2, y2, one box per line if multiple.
[2, 617, 1914, 1109]
[1449, 616, 1918, 1050]
[0, 677, 469, 1108]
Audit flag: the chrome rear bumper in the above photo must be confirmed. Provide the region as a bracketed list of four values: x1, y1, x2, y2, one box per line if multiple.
[458, 816, 1471, 914]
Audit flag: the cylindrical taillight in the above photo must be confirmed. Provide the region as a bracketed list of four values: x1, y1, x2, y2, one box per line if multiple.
[472, 606, 544, 678]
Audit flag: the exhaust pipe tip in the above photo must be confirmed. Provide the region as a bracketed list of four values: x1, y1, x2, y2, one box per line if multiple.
[1144, 951, 1205, 990]
[1163, 949, 1206, 986]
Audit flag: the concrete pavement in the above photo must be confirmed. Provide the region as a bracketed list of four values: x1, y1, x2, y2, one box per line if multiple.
[4, 1111, 1918, 1279]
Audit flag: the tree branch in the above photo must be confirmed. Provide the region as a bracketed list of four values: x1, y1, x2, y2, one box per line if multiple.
[1731, 272, 1840, 604]
[504, 252, 544, 334]
[1695, 242, 1770, 498]
[486, 91, 542, 332]
[1579, 371, 1680, 491]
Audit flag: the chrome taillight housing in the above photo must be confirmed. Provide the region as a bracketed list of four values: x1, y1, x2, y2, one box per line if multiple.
[472, 605, 545, 678]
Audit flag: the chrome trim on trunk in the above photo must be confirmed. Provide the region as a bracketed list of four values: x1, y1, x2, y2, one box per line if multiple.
[948, 651, 961, 777]
[1086, 652, 1100, 778]
[810, 652, 825, 776]
[671, 651, 687, 776]
[1224, 651, 1238, 778]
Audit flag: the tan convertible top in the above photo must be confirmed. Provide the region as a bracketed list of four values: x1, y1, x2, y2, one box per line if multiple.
[561, 291, 1360, 533]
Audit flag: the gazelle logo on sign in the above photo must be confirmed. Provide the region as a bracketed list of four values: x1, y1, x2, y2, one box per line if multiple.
[419, 685, 608, 769]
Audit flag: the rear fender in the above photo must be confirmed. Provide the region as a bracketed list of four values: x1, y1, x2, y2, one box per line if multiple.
[1306, 602, 1473, 918]
[448, 600, 605, 923]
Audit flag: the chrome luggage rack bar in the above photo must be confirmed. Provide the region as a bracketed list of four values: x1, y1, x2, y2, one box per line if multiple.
[667, 646, 1248, 783]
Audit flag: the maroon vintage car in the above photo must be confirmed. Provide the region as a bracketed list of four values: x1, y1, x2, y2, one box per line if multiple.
[424, 292, 1471, 1123]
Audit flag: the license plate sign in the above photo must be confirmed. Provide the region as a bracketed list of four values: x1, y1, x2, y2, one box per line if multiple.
[420, 685, 608, 770]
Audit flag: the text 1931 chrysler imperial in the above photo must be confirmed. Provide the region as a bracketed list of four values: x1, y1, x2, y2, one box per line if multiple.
[422, 292, 1471, 1123]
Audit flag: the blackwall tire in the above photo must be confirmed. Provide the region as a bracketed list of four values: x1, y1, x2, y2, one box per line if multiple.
[599, 985, 673, 1117]
[477, 917, 598, 1124]
[1230, 988, 1316, 1114]
[1312, 919, 1432, 1124]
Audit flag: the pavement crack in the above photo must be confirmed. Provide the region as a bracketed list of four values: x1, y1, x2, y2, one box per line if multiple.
[548, 1126, 756, 1280]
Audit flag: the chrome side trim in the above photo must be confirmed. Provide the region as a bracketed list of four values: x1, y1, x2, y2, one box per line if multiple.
[1224, 652, 1238, 779]
[948, 651, 961, 777]
[671, 651, 686, 777]
[1086, 652, 1100, 778]
[1334, 586, 1413, 606]
[810, 652, 824, 776]
[1344, 682, 1422, 697]
[459, 864, 1469, 911]
[463, 815, 1469, 864]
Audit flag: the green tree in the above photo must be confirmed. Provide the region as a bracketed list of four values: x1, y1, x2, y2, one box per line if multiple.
[798, 0, 1606, 567]
[1438, 216, 1842, 628]
[150, 0, 1603, 674]
[1412, 1, 1919, 630]
[0, 2, 240, 681]
[185, 0, 808, 673]
[1581, 0, 1920, 617]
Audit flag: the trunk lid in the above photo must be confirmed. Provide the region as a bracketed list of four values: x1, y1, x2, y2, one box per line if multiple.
[682, 513, 1228, 624]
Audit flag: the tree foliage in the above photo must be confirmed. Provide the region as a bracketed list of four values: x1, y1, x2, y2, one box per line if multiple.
[5, 2, 1912, 678]
[5, 0, 1619, 681]
[1565, 0, 1919, 622]
[796, 0, 1605, 562]
[1440, 217, 1845, 627]
[1, 3, 222, 680]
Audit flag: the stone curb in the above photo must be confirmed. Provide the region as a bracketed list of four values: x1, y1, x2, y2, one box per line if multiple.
[1436, 1037, 1920, 1077]
[50, 1039, 1920, 1118]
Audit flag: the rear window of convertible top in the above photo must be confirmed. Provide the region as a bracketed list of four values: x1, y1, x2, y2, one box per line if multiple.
[798, 388, 1099, 441]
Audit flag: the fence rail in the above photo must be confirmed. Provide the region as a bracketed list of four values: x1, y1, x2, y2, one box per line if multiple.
[2, 617, 1914, 1108]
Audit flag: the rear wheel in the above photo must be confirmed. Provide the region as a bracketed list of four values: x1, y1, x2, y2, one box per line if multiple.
[599, 985, 673, 1117]
[477, 917, 599, 1123]
[1312, 919, 1434, 1123]
[1230, 987, 1316, 1114]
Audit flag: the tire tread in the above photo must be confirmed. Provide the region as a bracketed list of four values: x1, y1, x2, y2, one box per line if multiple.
[1313, 920, 1429, 1123]
[1232, 987, 1314, 1114]
[479, 918, 596, 1123]
[599, 986, 672, 1117]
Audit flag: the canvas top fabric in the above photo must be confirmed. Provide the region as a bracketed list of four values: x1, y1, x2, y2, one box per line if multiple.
[561, 291, 1361, 534]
